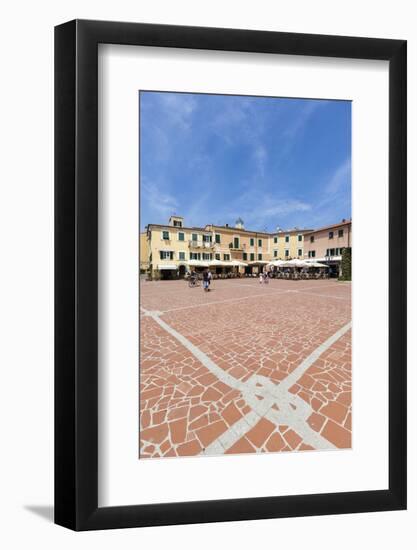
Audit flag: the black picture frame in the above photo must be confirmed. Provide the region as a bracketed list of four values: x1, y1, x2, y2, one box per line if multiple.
[55, 19, 407, 531]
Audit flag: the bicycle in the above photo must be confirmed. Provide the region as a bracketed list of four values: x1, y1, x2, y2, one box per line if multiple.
[188, 277, 200, 288]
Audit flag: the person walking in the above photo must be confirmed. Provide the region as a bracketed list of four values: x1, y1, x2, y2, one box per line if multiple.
[259, 271, 263, 285]
[202, 269, 209, 292]
[207, 268, 212, 291]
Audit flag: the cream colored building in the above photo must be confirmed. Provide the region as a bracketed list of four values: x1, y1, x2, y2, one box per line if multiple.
[139, 232, 149, 275]
[144, 216, 313, 279]
[270, 228, 312, 260]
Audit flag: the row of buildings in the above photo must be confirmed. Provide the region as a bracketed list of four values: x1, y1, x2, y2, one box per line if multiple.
[140, 215, 352, 279]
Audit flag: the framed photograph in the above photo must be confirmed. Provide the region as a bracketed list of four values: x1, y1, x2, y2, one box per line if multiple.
[55, 20, 406, 530]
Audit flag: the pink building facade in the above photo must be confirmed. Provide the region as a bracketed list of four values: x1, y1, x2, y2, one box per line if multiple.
[303, 219, 352, 276]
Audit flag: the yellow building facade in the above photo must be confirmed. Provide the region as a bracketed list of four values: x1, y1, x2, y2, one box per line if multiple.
[144, 216, 312, 279]
[270, 229, 308, 260]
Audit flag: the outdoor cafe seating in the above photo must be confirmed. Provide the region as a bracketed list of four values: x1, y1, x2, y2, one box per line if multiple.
[268, 259, 329, 280]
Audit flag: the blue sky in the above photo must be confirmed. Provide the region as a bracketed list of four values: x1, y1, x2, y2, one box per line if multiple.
[140, 91, 351, 232]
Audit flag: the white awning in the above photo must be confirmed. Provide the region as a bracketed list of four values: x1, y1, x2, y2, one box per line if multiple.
[188, 260, 210, 267]
[157, 264, 177, 270]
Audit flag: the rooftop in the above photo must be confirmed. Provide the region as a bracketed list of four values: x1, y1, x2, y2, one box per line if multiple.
[303, 219, 352, 235]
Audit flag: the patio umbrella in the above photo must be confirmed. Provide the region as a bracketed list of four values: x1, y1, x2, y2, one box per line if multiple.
[268, 260, 286, 267]
[230, 260, 248, 267]
[282, 259, 309, 268]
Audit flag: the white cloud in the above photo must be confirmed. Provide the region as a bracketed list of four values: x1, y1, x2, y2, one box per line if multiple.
[262, 198, 311, 217]
[141, 179, 179, 221]
[209, 101, 249, 145]
[224, 192, 312, 231]
[253, 145, 267, 177]
[158, 93, 197, 130]
[284, 100, 322, 139]
[325, 158, 351, 195]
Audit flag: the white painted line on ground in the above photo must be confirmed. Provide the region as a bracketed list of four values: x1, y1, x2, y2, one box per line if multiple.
[141, 306, 350, 454]
[295, 291, 350, 301]
[278, 321, 352, 393]
[159, 291, 290, 313]
[156, 285, 350, 314]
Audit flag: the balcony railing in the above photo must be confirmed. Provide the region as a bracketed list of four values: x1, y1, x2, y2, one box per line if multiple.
[228, 242, 245, 251]
[189, 240, 215, 249]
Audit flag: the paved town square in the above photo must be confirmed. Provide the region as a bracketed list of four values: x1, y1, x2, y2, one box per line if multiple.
[140, 278, 351, 458]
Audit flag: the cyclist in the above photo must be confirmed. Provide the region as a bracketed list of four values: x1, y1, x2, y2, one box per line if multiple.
[189, 269, 198, 287]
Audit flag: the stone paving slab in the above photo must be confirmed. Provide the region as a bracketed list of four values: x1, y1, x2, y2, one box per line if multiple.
[140, 279, 352, 458]
[289, 330, 352, 448]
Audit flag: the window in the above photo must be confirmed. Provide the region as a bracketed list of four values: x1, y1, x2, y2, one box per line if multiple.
[173, 220, 182, 227]
[191, 233, 198, 242]
[159, 251, 173, 260]
[178, 251, 185, 260]
[258, 239, 262, 247]
[326, 248, 335, 257]
[215, 253, 221, 260]
[311, 250, 316, 258]
[162, 230, 169, 240]
[223, 254, 230, 261]
[190, 252, 201, 260]
[274, 250, 278, 257]
[298, 249, 303, 257]
[234, 237, 240, 249]
[298, 234, 302, 242]
[250, 238, 254, 246]
[258, 253, 262, 260]
[250, 253, 255, 261]
[202, 253, 212, 260]
[329, 231, 334, 239]
[285, 235, 289, 243]
[274, 236, 278, 244]
[243, 252, 247, 261]
[178, 232, 184, 241]
[285, 249, 289, 257]
[203, 234, 212, 242]
[310, 235, 315, 243]
[338, 229, 344, 238]
[215, 234, 221, 244]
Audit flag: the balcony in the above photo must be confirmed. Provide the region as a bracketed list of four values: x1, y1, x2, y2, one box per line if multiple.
[188, 240, 215, 249]
[228, 242, 245, 251]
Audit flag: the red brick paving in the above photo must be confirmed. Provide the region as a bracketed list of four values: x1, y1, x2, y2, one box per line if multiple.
[140, 279, 352, 458]
[289, 329, 352, 448]
[140, 316, 253, 457]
